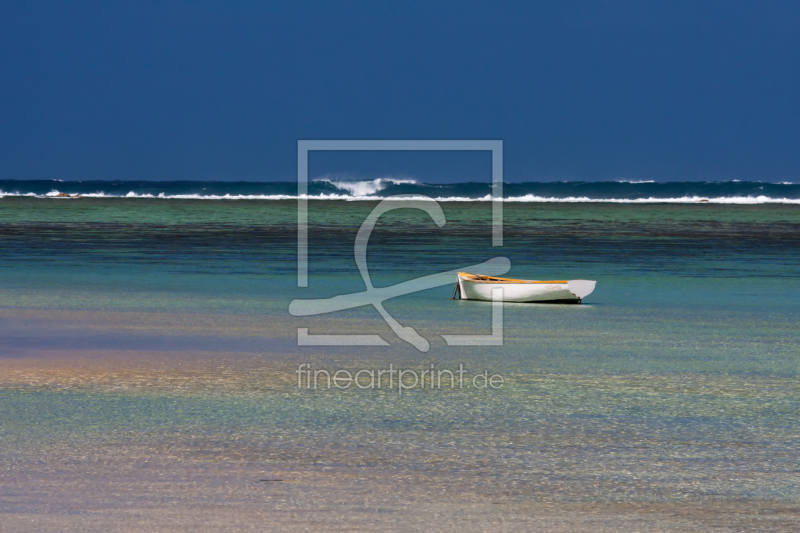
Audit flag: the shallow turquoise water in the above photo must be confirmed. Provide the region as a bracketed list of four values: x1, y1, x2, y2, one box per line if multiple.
[0, 198, 798, 529]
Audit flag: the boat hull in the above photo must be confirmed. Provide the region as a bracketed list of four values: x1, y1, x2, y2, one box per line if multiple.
[458, 275, 596, 304]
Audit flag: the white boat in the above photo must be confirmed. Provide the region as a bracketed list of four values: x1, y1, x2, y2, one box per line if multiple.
[454, 272, 596, 304]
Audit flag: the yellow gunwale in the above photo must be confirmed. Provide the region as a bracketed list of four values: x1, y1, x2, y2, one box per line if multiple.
[458, 272, 568, 284]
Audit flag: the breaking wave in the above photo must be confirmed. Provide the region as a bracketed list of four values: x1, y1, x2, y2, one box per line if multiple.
[313, 177, 419, 196]
[0, 179, 799, 203]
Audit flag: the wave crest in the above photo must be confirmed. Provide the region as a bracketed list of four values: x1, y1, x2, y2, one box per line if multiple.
[313, 177, 419, 196]
[1, 179, 799, 203]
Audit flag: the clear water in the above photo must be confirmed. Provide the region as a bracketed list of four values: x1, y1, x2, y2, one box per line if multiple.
[1, 197, 798, 531]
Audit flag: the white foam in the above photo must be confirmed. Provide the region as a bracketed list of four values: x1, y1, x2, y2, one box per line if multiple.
[501, 195, 800, 204]
[0, 190, 37, 198]
[2, 190, 800, 204]
[314, 177, 418, 196]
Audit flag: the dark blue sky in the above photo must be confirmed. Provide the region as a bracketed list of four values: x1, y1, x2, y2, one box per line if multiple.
[1, 1, 798, 182]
